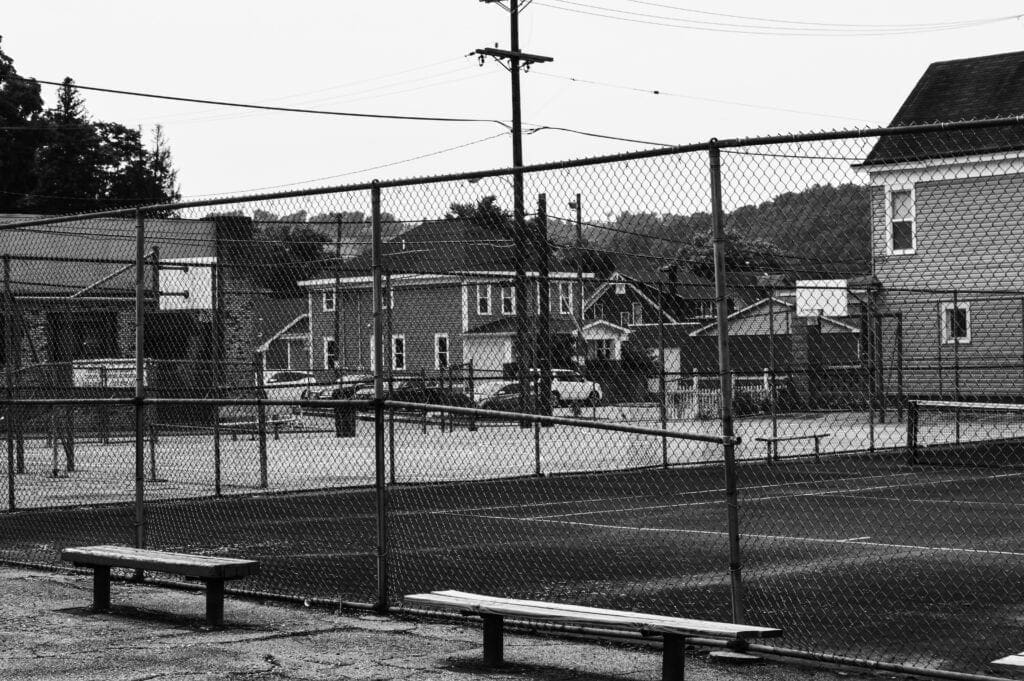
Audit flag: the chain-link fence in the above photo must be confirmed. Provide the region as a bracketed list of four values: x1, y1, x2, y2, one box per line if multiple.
[4, 117, 1024, 677]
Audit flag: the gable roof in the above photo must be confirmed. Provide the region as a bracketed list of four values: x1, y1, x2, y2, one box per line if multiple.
[690, 297, 858, 336]
[254, 297, 308, 343]
[341, 219, 577, 276]
[864, 51, 1024, 166]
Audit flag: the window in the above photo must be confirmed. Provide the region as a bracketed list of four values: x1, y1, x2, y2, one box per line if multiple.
[392, 335, 406, 370]
[323, 290, 336, 312]
[620, 311, 632, 327]
[941, 302, 971, 344]
[501, 285, 515, 314]
[324, 338, 337, 370]
[698, 301, 716, 318]
[889, 188, 915, 254]
[589, 338, 614, 360]
[558, 282, 573, 314]
[632, 302, 643, 325]
[477, 284, 491, 315]
[614, 282, 626, 295]
[435, 334, 449, 369]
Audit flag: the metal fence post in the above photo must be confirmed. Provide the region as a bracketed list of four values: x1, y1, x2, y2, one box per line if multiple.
[4, 254, 15, 510]
[371, 182, 389, 613]
[255, 354, 268, 488]
[709, 141, 745, 625]
[133, 209, 147, 563]
[212, 253, 222, 497]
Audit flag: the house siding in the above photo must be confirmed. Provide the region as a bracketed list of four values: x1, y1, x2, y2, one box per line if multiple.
[308, 281, 465, 375]
[872, 172, 1024, 397]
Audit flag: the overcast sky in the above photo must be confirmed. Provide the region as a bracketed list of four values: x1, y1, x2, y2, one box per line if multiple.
[5, 1, 1024, 203]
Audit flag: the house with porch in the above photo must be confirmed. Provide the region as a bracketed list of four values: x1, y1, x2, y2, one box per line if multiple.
[858, 49, 1024, 400]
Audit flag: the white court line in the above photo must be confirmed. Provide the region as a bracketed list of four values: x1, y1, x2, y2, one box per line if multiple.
[417, 470, 935, 518]
[442, 510, 1024, 558]
[532, 471, 1024, 520]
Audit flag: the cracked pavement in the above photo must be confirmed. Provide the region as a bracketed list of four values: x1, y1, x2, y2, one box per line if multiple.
[0, 566, 885, 680]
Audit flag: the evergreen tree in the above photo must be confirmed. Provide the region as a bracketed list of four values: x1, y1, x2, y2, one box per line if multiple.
[0, 36, 44, 213]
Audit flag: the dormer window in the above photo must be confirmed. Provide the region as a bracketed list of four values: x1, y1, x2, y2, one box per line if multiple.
[888, 188, 915, 255]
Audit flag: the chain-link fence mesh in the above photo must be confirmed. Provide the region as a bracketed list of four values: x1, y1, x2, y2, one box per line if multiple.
[4, 118, 1024, 676]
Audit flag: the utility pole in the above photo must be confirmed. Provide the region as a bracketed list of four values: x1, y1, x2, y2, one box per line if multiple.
[569, 194, 584, 367]
[477, 0, 552, 420]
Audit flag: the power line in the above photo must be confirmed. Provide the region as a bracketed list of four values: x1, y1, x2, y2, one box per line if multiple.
[11, 74, 511, 128]
[178, 132, 511, 199]
[526, 124, 672, 146]
[535, 0, 1016, 37]
[619, 0, 1015, 30]
[533, 72, 878, 125]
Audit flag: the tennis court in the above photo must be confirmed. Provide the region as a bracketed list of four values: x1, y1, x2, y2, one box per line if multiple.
[5, 414, 1024, 675]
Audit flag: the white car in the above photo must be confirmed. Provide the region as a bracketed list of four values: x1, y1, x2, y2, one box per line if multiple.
[261, 370, 317, 413]
[547, 369, 603, 406]
[490, 369, 603, 407]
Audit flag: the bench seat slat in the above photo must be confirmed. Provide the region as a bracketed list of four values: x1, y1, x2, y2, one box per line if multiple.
[993, 652, 1024, 666]
[61, 545, 259, 580]
[405, 591, 781, 640]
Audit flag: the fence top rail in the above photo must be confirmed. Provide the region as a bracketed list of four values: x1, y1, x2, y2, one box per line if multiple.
[2, 115, 1023, 232]
[383, 399, 734, 445]
[911, 400, 1024, 412]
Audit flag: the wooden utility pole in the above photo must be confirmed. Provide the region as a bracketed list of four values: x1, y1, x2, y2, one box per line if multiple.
[477, 0, 552, 420]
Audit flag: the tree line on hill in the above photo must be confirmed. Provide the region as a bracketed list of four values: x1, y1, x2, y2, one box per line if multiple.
[0, 37, 179, 214]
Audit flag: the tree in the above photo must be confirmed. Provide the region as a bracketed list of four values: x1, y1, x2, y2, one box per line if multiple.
[0, 43, 183, 214]
[0, 36, 44, 213]
[20, 78, 106, 213]
[445, 195, 513, 238]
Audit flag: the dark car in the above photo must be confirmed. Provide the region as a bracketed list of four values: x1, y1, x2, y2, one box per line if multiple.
[303, 375, 374, 414]
[480, 382, 528, 412]
[389, 383, 474, 409]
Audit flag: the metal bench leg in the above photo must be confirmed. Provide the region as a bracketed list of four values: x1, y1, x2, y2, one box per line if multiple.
[482, 614, 504, 665]
[662, 633, 684, 681]
[92, 565, 110, 612]
[205, 578, 225, 627]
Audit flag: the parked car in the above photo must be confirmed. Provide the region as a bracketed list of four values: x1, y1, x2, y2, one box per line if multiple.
[480, 382, 527, 411]
[528, 368, 603, 406]
[303, 374, 374, 413]
[261, 370, 316, 414]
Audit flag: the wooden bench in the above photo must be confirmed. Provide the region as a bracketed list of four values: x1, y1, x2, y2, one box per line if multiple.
[754, 433, 830, 462]
[61, 545, 260, 627]
[405, 590, 781, 680]
[993, 650, 1024, 667]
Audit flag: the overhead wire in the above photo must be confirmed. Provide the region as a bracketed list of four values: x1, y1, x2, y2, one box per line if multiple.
[534, 0, 1018, 37]
[8, 74, 511, 128]
[532, 72, 878, 125]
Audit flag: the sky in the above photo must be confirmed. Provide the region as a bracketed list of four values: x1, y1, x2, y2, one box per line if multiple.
[4, 1, 1024, 206]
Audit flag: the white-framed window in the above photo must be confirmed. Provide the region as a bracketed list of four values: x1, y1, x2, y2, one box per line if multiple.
[434, 333, 449, 369]
[632, 302, 643, 325]
[558, 282, 573, 314]
[476, 284, 491, 315]
[887, 187, 916, 255]
[322, 289, 336, 312]
[324, 337, 337, 370]
[620, 311, 632, 327]
[614, 282, 626, 295]
[501, 285, 515, 314]
[589, 338, 614, 360]
[392, 334, 406, 370]
[941, 302, 971, 344]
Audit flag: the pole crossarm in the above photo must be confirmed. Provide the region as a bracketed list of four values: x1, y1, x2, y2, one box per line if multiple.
[475, 47, 553, 66]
